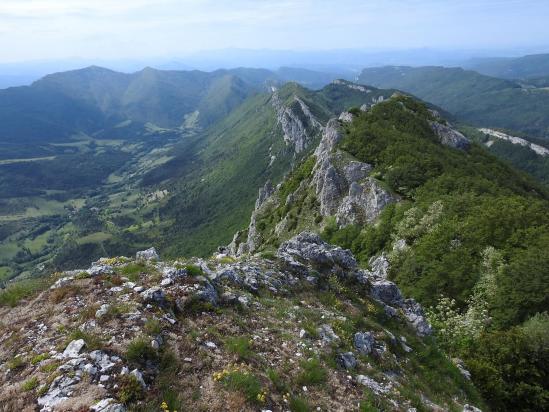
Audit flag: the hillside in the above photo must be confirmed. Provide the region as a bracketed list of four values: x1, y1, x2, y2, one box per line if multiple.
[0, 79, 396, 284]
[357, 65, 549, 139]
[461, 126, 549, 186]
[0, 238, 484, 411]
[230, 95, 549, 411]
[465, 53, 549, 79]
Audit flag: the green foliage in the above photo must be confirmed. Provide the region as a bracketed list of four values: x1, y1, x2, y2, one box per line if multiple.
[30, 353, 50, 365]
[278, 156, 316, 204]
[221, 370, 263, 403]
[267, 368, 288, 393]
[358, 65, 549, 138]
[297, 357, 327, 385]
[67, 329, 104, 351]
[289, 396, 311, 412]
[0, 277, 49, 307]
[117, 374, 144, 404]
[125, 337, 158, 366]
[120, 263, 146, 282]
[22, 376, 39, 392]
[464, 323, 549, 412]
[225, 336, 253, 360]
[143, 318, 162, 336]
[184, 264, 203, 277]
[7, 356, 25, 371]
[318, 97, 549, 411]
[322, 204, 400, 262]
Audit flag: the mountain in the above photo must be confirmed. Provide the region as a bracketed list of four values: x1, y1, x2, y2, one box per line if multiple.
[357, 65, 549, 140]
[0, 237, 484, 411]
[0, 77, 397, 283]
[122, 80, 398, 258]
[1, 90, 546, 411]
[461, 126, 549, 185]
[230, 95, 549, 411]
[465, 53, 549, 79]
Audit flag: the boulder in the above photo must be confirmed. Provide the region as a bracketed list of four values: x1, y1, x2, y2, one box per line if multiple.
[95, 304, 110, 319]
[354, 332, 375, 355]
[370, 280, 403, 306]
[402, 299, 432, 336]
[37, 375, 80, 409]
[62, 339, 86, 358]
[91, 398, 126, 412]
[317, 324, 340, 344]
[140, 287, 166, 305]
[336, 352, 357, 369]
[430, 121, 470, 150]
[356, 375, 390, 394]
[136, 247, 159, 261]
[277, 232, 357, 275]
[87, 264, 114, 276]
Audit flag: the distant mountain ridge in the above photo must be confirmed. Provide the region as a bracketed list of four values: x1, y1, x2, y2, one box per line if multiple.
[465, 53, 549, 79]
[358, 65, 549, 139]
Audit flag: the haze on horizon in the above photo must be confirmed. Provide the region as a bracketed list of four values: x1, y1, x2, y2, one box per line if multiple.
[1, 0, 549, 65]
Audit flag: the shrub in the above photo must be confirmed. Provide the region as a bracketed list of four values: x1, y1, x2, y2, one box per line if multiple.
[267, 368, 288, 393]
[225, 336, 253, 360]
[0, 278, 48, 307]
[143, 318, 162, 336]
[22, 376, 39, 391]
[289, 396, 310, 412]
[220, 370, 264, 403]
[297, 358, 327, 385]
[117, 374, 143, 404]
[31, 353, 50, 365]
[7, 356, 25, 371]
[185, 265, 203, 277]
[120, 263, 146, 282]
[126, 337, 158, 366]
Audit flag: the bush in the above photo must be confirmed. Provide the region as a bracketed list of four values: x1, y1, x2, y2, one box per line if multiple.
[125, 337, 158, 366]
[117, 374, 143, 404]
[289, 396, 310, 412]
[184, 265, 203, 277]
[30, 353, 50, 365]
[220, 370, 264, 403]
[120, 263, 146, 282]
[143, 318, 162, 336]
[0, 278, 48, 307]
[297, 358, 327, 385]
[225, 336, 253, 360]
[464, 322, 549, 412]
[22, 376, 39, 391]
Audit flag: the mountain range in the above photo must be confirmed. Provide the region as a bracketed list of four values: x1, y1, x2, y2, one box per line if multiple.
[0, 60, 548, 411]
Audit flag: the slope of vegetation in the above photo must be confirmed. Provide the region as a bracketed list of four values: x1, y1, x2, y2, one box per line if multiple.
[358, 65, 549, 139]
[242, 95, 548, 411]
[321, 97, 549, 411]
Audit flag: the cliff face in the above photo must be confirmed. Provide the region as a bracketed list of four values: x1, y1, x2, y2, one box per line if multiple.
[229, 110, 398, 257]
[0, 234, 481, 412]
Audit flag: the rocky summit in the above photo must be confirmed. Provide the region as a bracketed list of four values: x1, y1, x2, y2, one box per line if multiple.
[0, 234, 481, 411]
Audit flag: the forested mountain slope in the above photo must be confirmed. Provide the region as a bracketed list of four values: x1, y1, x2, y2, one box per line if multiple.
[358, 65, 549, 139]
[230, 95, 549, 411]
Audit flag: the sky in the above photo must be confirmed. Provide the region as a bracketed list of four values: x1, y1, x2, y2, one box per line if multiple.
[0, 0, 549, 63]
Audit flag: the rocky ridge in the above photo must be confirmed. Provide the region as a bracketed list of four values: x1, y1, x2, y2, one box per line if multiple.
[0, 234, 480, 411]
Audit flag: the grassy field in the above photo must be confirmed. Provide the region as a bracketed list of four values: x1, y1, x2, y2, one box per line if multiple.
[0, 197, 83, 222]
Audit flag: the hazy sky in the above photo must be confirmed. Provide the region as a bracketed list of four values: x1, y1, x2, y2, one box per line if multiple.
[1, 0, 548, 63]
